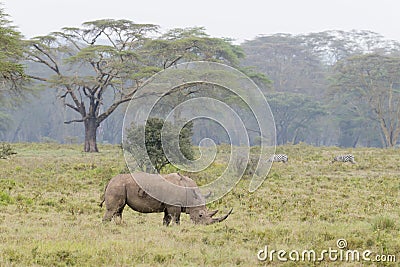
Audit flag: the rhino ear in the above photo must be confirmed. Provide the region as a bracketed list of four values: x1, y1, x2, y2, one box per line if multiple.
[191, 189, 200, 200]
[203, 191, 212, 199]
[189, 189, 206, 206]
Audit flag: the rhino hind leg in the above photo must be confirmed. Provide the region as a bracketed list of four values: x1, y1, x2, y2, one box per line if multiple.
[102, 190, 127, 223]
[102, 210, 114, 222]
[102, 204, 126, 223]
[113, 209, 124, 225]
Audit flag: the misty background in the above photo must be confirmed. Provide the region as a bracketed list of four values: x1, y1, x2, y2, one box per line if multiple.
[2, 1, 400, 148]
[2, 30, 400, 148]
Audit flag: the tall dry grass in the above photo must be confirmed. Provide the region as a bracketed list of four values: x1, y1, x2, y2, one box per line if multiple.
[0, 143, 399, 266]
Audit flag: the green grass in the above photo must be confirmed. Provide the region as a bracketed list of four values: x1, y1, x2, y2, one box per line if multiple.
[0, 143, 399, 266]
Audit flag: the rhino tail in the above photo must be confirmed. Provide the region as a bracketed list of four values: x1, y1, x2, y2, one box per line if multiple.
[99, 198, 105, 208]
[99, 190, 106, 207]
[99, 179, 111, 207]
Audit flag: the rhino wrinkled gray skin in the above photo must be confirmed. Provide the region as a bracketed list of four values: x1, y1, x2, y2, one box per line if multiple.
[100, 172, 232, 225]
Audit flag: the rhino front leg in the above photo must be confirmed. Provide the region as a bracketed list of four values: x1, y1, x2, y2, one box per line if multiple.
[163, 210, 172, 226]
[164, 206, 181, 226]
[173, 212, 181, 225]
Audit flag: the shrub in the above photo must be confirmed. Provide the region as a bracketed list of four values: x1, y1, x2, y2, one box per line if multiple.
[124, 118, 193, 173]
[0, 142, 17, 159]
[372, 216, 397, 231]
[0, 190, 14, 205]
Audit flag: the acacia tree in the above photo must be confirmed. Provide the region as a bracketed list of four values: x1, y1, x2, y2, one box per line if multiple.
[0, 7, 24, 90]
[333, 54, 400, 147]
[0, 6, 26, 136]
[25, 20, 244, 152]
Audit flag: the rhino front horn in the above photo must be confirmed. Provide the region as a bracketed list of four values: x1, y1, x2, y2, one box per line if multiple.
[211, 208, 233, 224]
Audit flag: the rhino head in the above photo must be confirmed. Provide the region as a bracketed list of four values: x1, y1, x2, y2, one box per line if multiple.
[187, 207, 233, 225]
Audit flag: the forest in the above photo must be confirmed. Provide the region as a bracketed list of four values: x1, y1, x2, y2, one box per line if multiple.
[1, 13, 400, 149]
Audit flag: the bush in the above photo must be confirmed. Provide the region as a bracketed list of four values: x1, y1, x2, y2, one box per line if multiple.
[0, 142, 17, 159]
[372, 216, 397, 231]
[124, 118, 194, 173]
[0, 190, 14, 205]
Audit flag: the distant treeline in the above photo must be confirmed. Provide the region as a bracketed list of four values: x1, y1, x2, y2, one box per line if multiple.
[2, 30, 400, 148]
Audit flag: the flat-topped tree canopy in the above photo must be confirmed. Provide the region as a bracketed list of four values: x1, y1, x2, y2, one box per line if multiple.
[25, 19, 245, 152]
[0, 6, 27, 137]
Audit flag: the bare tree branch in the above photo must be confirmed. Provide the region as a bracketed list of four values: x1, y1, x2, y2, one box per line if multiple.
[32, 44, 60, 74]
[64, 102, 81, 113]
[64, 118, 85, 124]
[27, 75, 47, 82]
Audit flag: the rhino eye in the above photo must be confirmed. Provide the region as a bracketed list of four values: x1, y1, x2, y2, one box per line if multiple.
[199, 214, 203, 217]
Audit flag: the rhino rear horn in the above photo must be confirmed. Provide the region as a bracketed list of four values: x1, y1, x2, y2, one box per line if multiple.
[211, 208, 233, 224]
[208, 209, 219, 217]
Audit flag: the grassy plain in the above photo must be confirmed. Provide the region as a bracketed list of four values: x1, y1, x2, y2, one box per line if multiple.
[0, 143, 399, 266]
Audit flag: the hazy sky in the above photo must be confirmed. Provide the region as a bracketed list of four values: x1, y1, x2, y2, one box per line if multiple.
[2, 0, 400, 43]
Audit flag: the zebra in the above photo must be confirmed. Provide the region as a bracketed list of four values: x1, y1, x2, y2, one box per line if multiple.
[331, 154, 356, 164]
[268, 154, 288, 163]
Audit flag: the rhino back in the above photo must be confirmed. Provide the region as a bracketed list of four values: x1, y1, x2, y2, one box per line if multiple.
[127, 172, 205, 208]
[118, 173, 164, 213]
[163, 173, 206, 207]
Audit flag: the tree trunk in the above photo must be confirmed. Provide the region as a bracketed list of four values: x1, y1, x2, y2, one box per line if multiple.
[352, 134, 360, 148]
[84, 118, 99, 152]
